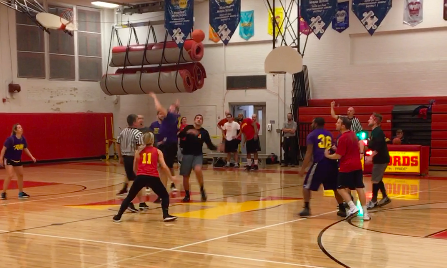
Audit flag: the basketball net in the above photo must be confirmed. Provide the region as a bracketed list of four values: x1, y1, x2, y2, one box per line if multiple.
[59, 8, 73, 31]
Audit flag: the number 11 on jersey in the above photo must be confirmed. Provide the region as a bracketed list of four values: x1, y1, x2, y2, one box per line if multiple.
[142, 153, 151, 164]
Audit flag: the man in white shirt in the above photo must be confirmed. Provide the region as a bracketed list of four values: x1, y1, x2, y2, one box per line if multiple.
[221, 113, 240, 168]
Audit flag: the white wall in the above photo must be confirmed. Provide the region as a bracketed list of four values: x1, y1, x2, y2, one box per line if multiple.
[0, 4, 115, 113]
[301, 0, 447, 99]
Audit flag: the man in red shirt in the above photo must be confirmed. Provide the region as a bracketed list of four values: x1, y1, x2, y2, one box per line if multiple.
[240, 114, 261, 170]
[324, 117, 370, 221]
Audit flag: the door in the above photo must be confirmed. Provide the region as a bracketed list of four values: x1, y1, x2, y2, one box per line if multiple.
[253, 105, 266, 154]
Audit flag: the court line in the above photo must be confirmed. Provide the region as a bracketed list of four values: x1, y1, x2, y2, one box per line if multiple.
[89, 210, 336, 268]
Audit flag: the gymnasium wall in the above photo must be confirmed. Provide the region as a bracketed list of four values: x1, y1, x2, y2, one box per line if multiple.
[113, 0, 291, 156]
[300, 0, 447, 99]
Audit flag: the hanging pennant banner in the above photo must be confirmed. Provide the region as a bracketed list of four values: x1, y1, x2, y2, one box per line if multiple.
[239, 10, 254, 40]
[300, 0, 338, 39]
[332, 1, 349, 33]
[404, 0, 423, 27]
[268, 7, 284, 37]
[352, 0, 392, 36]
[165, 0, 194, 49]
[298, 10, 312, 35]
[209, 25, 220, 43]
[209, 0, 241, 45]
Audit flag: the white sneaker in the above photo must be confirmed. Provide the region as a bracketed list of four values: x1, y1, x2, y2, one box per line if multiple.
[346, 207, 359, 219]
[363, 213, 372, 221]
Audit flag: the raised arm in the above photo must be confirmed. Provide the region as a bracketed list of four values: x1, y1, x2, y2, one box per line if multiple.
[330, 101, 338, 120]
[149, 92, 168, 117]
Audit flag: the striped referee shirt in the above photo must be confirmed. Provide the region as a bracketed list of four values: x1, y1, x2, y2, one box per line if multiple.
[339, 116, 363, 133]
[117, 127, 144, 156]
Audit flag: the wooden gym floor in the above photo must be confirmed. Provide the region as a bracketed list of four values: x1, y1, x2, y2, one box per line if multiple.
[0, 161, 446, 268]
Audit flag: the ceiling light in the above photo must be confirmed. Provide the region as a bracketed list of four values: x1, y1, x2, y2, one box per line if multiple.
[91, 1, 120, 8]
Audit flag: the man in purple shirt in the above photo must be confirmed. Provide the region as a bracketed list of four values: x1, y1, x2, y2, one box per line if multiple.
[298, 117, 345, 217]
[149, 92, 179, 195]
[149, 111, 164, 145]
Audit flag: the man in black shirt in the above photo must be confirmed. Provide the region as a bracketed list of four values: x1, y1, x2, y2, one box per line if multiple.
[178, 114, 221, 202]
[366, 113, 391, 210]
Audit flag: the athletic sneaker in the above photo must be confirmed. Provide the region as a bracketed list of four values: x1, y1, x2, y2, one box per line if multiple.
[182, 196, 190, 202]
[1, 192, 6, 200]
[252, 165, 259, 170]
[201, 189, 207, 202]
[299, 207, 310, 217]
[18, 192, 30, 199]
[363, 213, 372, 221]
[116, 188, 128, 196]
[112, 215, 122, 223]
[346, 207, 359, 219]
[163, 214, 178, 222]
[378, 196, 391, 207]
[171, 183, 178, 192]
[127, 203, 138, 213]
[139, 203, 149, 211]
[337, 209, 347, 217]
[367, 200, 378, 210]
[234, 163, 239, 168]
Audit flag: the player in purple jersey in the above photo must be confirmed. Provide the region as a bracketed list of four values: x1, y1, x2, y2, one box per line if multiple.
[0, 124, 36, 200]
[298, 117, 346, 217]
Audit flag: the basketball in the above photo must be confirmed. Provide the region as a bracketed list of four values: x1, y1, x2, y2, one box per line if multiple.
[393, 137, 401, 145]
[192, 29, 205, 43]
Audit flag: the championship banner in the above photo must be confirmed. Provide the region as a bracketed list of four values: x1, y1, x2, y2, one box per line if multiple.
[352, 0, 392, 36]
[239, 10, 254, 40]
[300, 0, 338, 39]
[268, 7, 284, 37]
[165, 0, 194, 49]
[332, 1, 349, 33]
[404, 0, 423, 27]
[209, 0, 241, 45]
[299, 10, 312, 35]
[209, 25, 220, 43]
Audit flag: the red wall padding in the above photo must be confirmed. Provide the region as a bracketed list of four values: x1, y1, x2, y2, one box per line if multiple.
[298, 106, 393, 115]
[431, 104, 447, 114]
[298, 115, 392, 124]
[0, 113, 113, 161]
[432, 140, 447, 148]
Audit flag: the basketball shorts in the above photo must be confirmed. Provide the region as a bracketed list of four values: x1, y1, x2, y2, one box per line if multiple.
[5, 159, 22, 167]
[372, 163, 388, 183]
[337, 169, 364, 190]
[159, 142, 178, 168]
[246, 138, 260, 154]
[180, 154, 203, 176]
[224, 139, 239, 153]
[123, 155, 136, 181]
[303, 159, 338, 191]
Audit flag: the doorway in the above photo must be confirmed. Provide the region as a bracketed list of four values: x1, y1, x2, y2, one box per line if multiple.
[230, 103, 266, 154]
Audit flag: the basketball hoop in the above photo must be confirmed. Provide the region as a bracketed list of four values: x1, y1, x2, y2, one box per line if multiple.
[59, 8, 73, 31]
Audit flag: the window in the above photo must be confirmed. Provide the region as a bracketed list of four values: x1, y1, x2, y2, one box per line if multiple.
[49, 6, 75, 80]
[16, 9, 45, 78]
[77, 9, 102, 81]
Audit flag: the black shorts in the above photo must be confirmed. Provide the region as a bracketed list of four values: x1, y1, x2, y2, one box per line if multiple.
[5, 159, 22, 167]
[246, 138, 260, 154]
[303, 159, 338, 191]
[123, 155, 136, 181]
[337, 169, 364, 190]
[159, 142, 177, 168]
[224, 139, 239, 153]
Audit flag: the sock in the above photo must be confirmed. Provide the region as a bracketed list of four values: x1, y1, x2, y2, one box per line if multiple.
[378, 181, 387, 198]
[185, 190, 190, 197]
[122, 183, 128, 190]
[304, 202, 309, 209]
[200, 185, 204, 192]
[139, 202, 146, 205]
[163, 208, 169, 218]
[247, 159, 252, 166]
[348, 201, 356, 209]
[338, 203, 345, 211]
[254, 160, 258, 165]
[362, 206, 368, 214]
[372, 184, 379, 202]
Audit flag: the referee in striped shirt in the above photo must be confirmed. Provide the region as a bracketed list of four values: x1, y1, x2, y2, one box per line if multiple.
[116, 114, 148, 211]
[330, 101, 363, 133]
